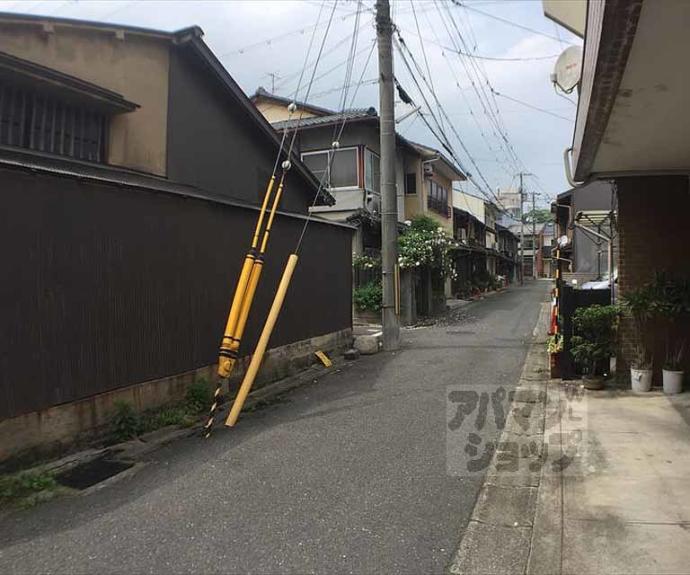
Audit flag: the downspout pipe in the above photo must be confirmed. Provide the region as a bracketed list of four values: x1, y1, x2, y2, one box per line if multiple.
[564, 147, 585, 188]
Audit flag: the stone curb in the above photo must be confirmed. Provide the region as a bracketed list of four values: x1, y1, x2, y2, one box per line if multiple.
[447, 302, 551, 575]
[7, 355, 350, 490]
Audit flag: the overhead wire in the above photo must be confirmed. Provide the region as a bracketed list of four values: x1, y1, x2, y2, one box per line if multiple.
[417, 5, 516, 181]
[220, 5, 364, 58]
[409, 0, 444, 132]
[273, 16, 373, 94]
[491, 90, 575, 122]
[441, 0, 554, 192]
[205, 0, 339, 436]
[394, 33, 511, 213]
[223, 1, 369, 428]
[394, 28, 561, 61]
[432, 0, 522, 176]
[451, 0, 575, 46]
[296, 8, 376, 253]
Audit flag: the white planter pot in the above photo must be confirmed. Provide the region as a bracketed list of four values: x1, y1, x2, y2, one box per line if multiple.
[662, 369, 684, 395]
[631, 368, 653, 393]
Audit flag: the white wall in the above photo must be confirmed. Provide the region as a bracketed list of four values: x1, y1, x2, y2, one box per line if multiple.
[453, 189, 485, 223]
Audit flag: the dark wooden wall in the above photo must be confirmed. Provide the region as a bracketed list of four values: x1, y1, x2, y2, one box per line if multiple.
[166, 44, 312, 214]
[0, 167, 352, 419]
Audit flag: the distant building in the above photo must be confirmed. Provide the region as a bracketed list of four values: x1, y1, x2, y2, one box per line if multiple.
[508, 222, 546, 279]
[252, 88, 466, 321]
[497, 187, 522, 220]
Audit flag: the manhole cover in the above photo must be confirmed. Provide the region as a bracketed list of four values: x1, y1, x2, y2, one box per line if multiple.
[55, 456, 134, 490]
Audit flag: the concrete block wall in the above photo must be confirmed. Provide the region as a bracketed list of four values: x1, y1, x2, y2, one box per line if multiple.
[615, 176, 690, 384]
[0, 328, 352, 465]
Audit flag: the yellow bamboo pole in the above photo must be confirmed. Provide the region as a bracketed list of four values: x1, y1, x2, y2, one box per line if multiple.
[217, 176, 286, 373]
[225, 253, 299, 427]
[216, 176, 276, 378]
[204, 175, 277, 437]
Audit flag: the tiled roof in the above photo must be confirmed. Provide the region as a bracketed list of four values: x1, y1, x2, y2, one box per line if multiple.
[251, 87, 336, 117]
[271, 108, 377, 131]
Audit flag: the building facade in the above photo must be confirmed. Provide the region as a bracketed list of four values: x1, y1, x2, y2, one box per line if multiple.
[0, 14, 353, 462]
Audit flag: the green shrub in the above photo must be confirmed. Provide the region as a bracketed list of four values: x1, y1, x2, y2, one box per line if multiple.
[354, 281, 382, 312]
[143, 406, 194, 430]
[108, 380, 215, 441]
[0, 471, 57, 506]
[571, 305, 619, 376]
[185, 380, 213, 414]
[111, 400, 141, 441]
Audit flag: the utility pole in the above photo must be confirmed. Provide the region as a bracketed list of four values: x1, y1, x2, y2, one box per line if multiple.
[267, 72, 281, 93]
[516, 172, 534, 284]
[376, 0, 400, 350]
[532, 190, 537, 279]
[519, 172, 524, 285]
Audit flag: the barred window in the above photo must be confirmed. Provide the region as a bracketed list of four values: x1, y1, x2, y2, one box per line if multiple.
[0, 82, 107, 162]
[427, 180, 449, 216]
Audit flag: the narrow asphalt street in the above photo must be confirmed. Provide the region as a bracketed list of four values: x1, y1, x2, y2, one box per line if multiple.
[1, 281, 549, 574]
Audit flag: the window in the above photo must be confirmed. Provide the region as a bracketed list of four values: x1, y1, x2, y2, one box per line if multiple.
[405, 173, 417, 195]
[427, 180, 449, 216]
[0, 82, 107, 162]
[301, 147, 358, 189]
[364, 148, 380, 193]
[302, 151, 328, 184]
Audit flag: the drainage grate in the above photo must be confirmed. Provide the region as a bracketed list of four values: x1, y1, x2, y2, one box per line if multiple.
[55, 456, 134, 490]
[445, 330, 475, 335]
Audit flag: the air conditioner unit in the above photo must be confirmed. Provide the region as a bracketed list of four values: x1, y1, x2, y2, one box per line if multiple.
[423, 163, 434, 177]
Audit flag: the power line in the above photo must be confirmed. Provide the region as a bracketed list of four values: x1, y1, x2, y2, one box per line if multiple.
[451, 0, 575, 46]
[309, 76, 377, 100]
[272, 17, 374, 93]
[394, 37, 510, 214]
[432, 0, 522, 176]
[220, 6, 364, 58]
[416, 6, 519, 181]
[491, 90, 575, 123]
[409, 0, 444, 132]
[395, 27, 560, 61]
[438, 1, 542, 181]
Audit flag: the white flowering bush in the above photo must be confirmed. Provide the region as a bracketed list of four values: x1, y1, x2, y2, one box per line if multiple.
[398, 216, 458, 280]
[352, 253, 381, 270]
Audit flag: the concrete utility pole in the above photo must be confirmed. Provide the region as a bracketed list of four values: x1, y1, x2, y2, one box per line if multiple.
[376, 0, 400, 350]
[532, 190, 537, 279]
[519, 172, 524, 285]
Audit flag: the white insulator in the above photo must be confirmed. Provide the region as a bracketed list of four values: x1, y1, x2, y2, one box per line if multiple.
[282, 160, 292, 170]
[287, 102, 297, 113]
[332, 141, 340, 149]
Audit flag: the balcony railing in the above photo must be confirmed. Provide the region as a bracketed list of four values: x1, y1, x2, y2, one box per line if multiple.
[427, 195, 451, 217]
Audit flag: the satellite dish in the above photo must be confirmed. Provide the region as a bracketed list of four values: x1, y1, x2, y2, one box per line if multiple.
[551, 45, 582, 93]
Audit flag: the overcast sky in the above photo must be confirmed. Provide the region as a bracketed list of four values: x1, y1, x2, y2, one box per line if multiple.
[0, 0, 582, 206]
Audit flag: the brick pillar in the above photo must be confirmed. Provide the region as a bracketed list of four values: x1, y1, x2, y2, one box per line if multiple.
[616, 176, 690, 384]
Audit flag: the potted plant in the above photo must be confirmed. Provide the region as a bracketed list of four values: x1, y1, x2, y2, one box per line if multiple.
[621, 284, 655, 392]
[653, 274, 689, 394]
[570, 305, 619, 390]
[663, 342, 685, 394]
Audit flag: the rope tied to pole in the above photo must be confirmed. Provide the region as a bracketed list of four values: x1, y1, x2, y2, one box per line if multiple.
[203, 1, 340, 437]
